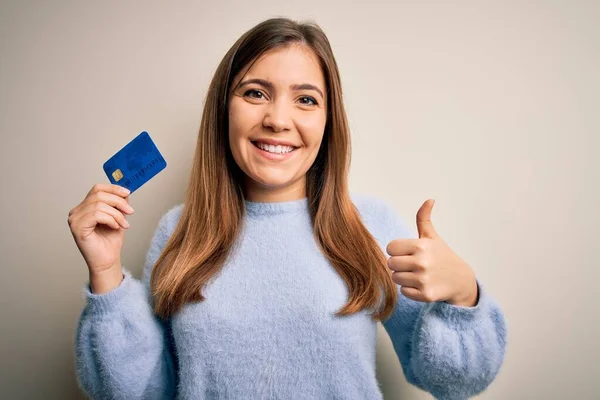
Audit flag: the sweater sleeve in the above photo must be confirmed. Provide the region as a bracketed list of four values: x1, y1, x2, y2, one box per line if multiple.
[373, 199, 508, 400]
[74, 206, 182, 399]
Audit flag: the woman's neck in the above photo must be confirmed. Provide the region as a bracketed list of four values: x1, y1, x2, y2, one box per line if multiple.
[244, 178, 307, 203]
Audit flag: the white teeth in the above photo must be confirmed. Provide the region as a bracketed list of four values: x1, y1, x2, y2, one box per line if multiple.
[256, 142, 295, 154]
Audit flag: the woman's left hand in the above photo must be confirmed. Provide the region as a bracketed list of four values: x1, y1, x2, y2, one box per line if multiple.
[386, 199, 479, 307]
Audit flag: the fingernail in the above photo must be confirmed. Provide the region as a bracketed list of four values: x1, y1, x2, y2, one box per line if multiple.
[127, 205, 135, 213]
[121, 187, 130, 195]
[123, 220, 130, 228]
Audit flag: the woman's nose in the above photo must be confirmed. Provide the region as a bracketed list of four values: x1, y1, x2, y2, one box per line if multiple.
[262, 100, 293, 132]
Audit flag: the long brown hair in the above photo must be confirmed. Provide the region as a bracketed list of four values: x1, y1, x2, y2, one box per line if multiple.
[151, 17, 397, 321]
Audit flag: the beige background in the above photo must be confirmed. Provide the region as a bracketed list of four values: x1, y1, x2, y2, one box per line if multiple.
[1, 0, 598, 399]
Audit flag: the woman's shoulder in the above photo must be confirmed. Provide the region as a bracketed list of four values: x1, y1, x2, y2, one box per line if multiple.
[350, 192, 396, 223]
[155, 203, 185, 238]
[349, 192, 414, 242]
[162, 203, 185, 224]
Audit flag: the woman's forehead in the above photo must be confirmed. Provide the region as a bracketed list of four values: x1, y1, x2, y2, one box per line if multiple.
[234, 45, 325, 89]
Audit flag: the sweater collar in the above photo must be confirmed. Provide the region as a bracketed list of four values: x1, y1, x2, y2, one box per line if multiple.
[244, 196, 309, 216]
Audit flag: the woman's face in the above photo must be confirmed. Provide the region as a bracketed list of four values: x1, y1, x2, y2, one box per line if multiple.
[228, 44, 327, 202]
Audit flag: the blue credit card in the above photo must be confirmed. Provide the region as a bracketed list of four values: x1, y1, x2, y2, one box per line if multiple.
[103, 131, 167, 194]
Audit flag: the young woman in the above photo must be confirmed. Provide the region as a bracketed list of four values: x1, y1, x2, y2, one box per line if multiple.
[68, 17, 507, 400]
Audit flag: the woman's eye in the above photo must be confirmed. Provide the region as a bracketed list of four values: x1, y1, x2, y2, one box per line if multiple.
[244, 89, 265, 99]
[298, 96, 318, 106]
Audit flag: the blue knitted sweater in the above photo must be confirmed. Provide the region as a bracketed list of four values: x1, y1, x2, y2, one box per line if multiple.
[75, 194, 507, 399]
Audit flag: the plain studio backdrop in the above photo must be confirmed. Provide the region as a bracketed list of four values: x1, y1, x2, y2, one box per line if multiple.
[0, 1, 598, 399]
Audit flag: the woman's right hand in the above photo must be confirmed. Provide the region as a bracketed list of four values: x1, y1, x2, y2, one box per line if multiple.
[68, 184, 136, 291]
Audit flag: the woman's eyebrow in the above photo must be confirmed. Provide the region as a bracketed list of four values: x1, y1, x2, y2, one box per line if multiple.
[238, 78, 324, 99]
[291, 83, 324, 99]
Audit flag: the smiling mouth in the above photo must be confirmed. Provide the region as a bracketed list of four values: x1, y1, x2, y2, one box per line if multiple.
[251, 141, 299, 155]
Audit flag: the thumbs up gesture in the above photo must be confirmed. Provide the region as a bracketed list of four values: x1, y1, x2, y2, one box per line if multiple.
[386, 199, 479, 307]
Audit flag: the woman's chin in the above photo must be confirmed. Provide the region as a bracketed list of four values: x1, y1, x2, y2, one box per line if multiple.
[248, 172, 295, 190]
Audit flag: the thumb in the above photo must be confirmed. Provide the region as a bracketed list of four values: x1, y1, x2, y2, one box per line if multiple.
[416, 199, 438, 238]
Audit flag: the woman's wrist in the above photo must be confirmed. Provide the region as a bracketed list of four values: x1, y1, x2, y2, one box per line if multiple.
[89, 265, 124, 294]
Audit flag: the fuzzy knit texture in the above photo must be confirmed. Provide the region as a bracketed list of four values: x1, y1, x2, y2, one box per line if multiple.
[75, 193, 507, 400]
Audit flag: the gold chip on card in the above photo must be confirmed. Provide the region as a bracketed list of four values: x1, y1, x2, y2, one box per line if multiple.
[112, 169, 124, 182]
